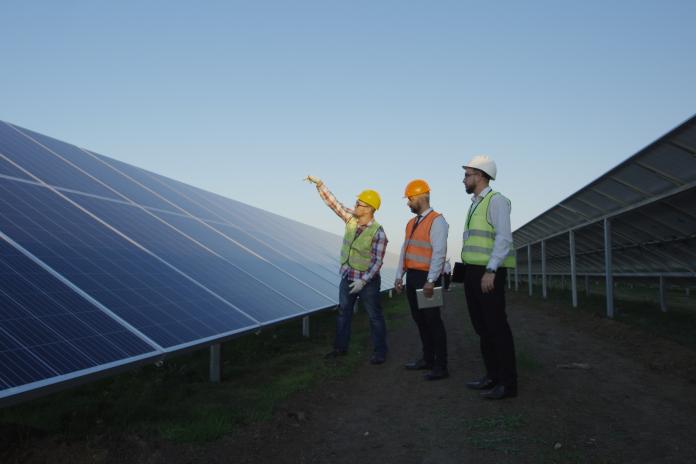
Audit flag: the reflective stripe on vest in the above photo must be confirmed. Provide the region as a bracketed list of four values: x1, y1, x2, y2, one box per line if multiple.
[403, 211, 441, 271]
[340, 217, 381, 271]
[461, 191, 516, 268]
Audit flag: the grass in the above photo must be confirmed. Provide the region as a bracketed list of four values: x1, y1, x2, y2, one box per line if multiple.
[464, 414, 526, 455]
[0, 292, 410, 444]
[516, 280, 696, 349]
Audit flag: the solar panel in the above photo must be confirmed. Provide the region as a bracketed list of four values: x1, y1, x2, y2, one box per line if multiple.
[0, 120, 399, 404]
[0, 237, 158, 399]
[0, 178, 259, 349]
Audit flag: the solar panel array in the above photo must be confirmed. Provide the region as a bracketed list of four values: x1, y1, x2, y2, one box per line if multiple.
[0, 120, 399, 405]
[512, 114, 696, 278]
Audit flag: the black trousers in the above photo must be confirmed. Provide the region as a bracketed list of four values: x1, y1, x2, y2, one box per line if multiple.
[463, 264, 517, 387]
[405, 269, 447, 369]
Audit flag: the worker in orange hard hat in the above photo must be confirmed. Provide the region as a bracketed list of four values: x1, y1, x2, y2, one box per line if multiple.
[305, 175, 389, 365]
[395, 179, 450, 380]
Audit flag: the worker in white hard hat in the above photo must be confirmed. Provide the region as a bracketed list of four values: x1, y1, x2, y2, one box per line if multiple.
[461, 155, 518, 400]
[305, 175, 389, 365]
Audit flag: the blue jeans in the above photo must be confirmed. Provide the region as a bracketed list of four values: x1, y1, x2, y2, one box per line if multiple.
[334, 275, 388, 354]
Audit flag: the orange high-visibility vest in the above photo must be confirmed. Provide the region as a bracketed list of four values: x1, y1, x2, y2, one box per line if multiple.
[403, 211, 441, 271]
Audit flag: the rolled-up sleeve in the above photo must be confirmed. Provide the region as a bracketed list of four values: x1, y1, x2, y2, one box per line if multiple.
[317, 184, 353, 223]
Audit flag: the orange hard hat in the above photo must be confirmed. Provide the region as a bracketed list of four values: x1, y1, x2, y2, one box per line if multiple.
[404, 179, 430, 198]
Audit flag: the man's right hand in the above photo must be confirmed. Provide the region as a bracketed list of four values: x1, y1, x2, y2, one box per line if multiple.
[305, 175, 323, 186]
[394, 279, 404, 294]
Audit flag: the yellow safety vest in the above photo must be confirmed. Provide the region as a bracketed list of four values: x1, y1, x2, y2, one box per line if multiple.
[461, 190, 516, 268]
[340, 218, 381, 271]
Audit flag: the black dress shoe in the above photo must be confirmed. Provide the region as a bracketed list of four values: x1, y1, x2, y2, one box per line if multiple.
[369, 353, 386, 365]
[466, 377, 497, 390]
[404, 359, 433, 370]
[424, 367, 449, 381]
[480, 385, 517, 399]
[324, 349, 347, 359]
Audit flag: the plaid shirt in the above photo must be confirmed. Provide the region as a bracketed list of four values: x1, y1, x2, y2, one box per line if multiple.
[317, 183, 388, 283]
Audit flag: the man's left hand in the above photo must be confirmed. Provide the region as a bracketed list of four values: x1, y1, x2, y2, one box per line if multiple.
[481, 272, 495, 293]
[349, 279, 366, 294]
[423, 281, 434, 298]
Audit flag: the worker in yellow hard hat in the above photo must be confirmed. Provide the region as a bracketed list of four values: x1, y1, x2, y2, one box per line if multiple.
[395, 179, 450, 380]
[305, 175, 389, 364]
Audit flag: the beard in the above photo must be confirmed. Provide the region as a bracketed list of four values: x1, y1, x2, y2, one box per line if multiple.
[465, 184, 474, 194]
[409, 205, 419, 214]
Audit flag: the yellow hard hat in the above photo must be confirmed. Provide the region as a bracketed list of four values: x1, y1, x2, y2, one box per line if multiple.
[357, 189, 381, 210]
[404, 179, 430, 198]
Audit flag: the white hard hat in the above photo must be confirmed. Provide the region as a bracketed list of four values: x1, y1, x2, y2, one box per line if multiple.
[463, 155, 497, 180]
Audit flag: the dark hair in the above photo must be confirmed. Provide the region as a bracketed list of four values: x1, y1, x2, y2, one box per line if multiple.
[476, 168, 491, 181]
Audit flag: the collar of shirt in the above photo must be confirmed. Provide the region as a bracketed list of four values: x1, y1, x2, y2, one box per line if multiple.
[356, 218, 375, 230]
[472, 186, 492, 203]
[418, 207, 433, 217]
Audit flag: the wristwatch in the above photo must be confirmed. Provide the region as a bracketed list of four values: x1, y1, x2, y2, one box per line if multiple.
[485, 268, 496, 274]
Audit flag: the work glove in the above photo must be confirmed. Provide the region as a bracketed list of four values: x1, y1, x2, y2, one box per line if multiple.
[349, 279, 366, 294]
[305, 175, 323, 186]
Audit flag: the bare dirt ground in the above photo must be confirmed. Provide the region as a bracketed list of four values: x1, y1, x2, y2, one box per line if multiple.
[8, 286, 696, 463]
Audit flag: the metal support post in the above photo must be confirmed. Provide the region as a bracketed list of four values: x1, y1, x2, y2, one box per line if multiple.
[527, 244, 533, 296]
[569, 230, 578, 308]
[659, 276, 667, 312]
[514, 249, 519, 292]
[604, 218, 614, 318]
[541, 240, 547, 299]
[302, 316, 310, 337]
[210, 343, 222, 383]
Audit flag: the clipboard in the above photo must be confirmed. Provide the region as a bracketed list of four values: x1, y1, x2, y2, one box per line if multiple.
[416, 286, 443, 309]
[451, 262, 465, 283]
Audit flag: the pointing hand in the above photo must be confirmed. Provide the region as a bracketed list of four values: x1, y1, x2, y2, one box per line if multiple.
[305, 175, 323, 186]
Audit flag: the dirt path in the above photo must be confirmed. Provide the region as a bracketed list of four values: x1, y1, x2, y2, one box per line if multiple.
[132, 286, 696, 464]
[11, 286, 696, 463]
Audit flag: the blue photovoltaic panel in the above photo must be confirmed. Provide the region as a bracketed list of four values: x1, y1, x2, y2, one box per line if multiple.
[0, 133, 42, 182]
[0, 120, 398, 403]
[147, 209, 337, 308]
[89, 152, 223, 221]
[89, 155, 343, 288]
[0, 238, 158, 397]
[153, 176, 343, 280]
[0, 122, 120, 200]
[63, 192, 312, 322]
[11, 125, 179, 213]
[0, 177, 258, 349]
[201, 220, 341, 299]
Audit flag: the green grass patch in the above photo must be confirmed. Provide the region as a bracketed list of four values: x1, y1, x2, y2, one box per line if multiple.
[0, 292, 410, 444]
[465, 414, 526, 454]
[521, 282, 696, 349]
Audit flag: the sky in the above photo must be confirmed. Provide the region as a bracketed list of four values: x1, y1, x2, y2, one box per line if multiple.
[1, 0, 695, 262]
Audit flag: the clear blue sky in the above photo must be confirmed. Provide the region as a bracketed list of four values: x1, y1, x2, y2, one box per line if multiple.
[2, 0, 695, 261]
